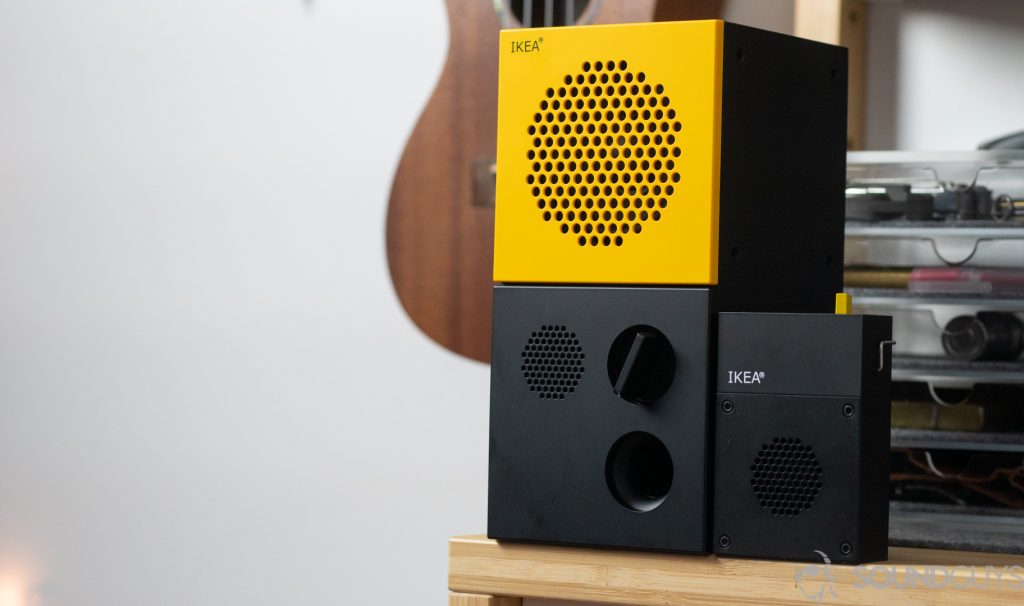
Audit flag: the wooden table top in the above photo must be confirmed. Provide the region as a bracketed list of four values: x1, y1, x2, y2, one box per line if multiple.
[449, 534, 1024, 605]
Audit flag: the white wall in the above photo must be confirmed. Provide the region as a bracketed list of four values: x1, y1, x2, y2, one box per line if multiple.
[865, 0, 1024, 150]
[2, 1, 1024, 605]
[0, 2, 491, 604]
[723, 0, 794, 35]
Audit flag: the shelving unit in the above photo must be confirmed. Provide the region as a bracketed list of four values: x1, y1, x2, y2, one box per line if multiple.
[891, 357, 1024, 389]
[846, 224, 1024, 268]
[851, 288, 1024, 311]
[845, 152, 1024, 545]
[891, 428, 1024, 453]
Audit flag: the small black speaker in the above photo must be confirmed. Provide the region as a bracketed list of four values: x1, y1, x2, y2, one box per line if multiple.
[488, 284, 711, 553]
[712, 313, 892, 564]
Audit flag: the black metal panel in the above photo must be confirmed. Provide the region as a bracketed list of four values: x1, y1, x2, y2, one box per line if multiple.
[488, 285, 712, 553]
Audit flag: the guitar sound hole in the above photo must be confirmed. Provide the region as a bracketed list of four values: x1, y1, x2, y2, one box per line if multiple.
[510, 0, 590, 28]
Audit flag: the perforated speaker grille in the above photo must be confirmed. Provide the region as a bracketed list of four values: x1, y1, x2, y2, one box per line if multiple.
[750, 437, 823, 517]
[526, 60, 682, 247]
[521, 324, 585, 399]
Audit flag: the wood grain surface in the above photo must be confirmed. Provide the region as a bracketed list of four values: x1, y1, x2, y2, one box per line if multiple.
[449, 591, 522, 606]
[449, 534, 1024, 606]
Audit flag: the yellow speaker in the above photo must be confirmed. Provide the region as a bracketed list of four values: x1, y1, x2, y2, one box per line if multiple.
[493, 20, 847, 313]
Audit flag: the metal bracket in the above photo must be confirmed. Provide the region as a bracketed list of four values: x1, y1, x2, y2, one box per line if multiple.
[877, 340, 896, 372]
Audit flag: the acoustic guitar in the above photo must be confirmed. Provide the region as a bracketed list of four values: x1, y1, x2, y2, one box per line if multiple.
[386, 0, 721, 362]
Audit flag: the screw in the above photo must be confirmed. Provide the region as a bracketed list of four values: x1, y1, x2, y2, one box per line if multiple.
[722, 400, 735, 414]
[719, 534, 731, 549]
[843, 403, 855, 417]
[840, 542, 852, 555]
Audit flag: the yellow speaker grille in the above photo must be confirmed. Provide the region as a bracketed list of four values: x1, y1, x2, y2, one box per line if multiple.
[526, 60, 682, 247]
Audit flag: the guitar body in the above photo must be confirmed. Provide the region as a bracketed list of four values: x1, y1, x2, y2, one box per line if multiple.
[386, 0, 719, 362]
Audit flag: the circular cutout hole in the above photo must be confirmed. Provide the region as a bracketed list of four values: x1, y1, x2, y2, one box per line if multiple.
[606, 431, 673, 512]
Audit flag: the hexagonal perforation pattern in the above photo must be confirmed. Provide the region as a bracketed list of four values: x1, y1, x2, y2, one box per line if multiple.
[750, 437, 823, 517]
[521, 324, 585, 399]
[526, 60, 682, 247]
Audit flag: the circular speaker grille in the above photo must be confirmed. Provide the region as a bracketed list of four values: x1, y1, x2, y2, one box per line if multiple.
[521, 324, 585, 399]
[750, 437, 822, 517]
[526, 60, 682, 247]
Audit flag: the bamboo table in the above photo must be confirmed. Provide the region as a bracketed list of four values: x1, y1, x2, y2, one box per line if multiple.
[449, 534, 1024, 605]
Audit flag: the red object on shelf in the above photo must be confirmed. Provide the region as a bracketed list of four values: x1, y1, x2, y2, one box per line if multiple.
[909, 268, 1024, 294]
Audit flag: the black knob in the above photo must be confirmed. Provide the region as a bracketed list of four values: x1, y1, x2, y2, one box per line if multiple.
[607, 325, 676, 404]
[942, 312, 1024, 361]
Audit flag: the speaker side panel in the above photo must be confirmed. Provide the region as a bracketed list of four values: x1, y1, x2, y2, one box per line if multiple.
[717, 23, 847, 313]
[858, 315, 893, 559]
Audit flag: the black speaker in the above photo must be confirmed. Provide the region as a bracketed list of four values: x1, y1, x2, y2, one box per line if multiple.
[488, 284, 711, 552]
[712, 313, 892, 563]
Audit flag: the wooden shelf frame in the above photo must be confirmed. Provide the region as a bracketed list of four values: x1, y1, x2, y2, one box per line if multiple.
[794, 0, 867, 150]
